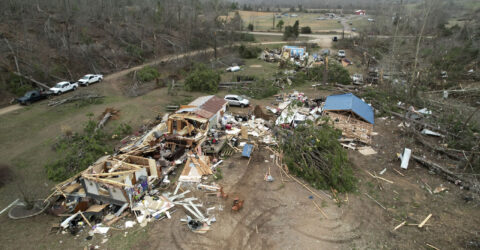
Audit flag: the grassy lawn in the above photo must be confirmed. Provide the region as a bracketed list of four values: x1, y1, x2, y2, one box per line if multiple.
[254, 34, 310, 42]
[221, 58, 279, 82]
[233, 11, 343, 32]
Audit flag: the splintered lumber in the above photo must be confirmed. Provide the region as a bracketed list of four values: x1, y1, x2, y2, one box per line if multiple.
[393, 221, 406, 231]
[365, 170, 394, 184]
[106, 211, 129, 226]
[393, 168, 405, 177]
[418, 213, 432, 228]
[426, 243, 440, 250]
[364, 193, 386, 210]
[312, 200, 328, 219]
[79, 211, 92, 227]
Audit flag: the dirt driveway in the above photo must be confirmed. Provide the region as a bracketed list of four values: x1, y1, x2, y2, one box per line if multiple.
[132, 150, 364, 250]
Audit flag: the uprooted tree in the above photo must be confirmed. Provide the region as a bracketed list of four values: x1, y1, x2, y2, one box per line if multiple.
[281, 121, 356, 192]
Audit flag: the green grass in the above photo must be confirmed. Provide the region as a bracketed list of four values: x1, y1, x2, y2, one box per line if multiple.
[221, 58, 279, 82]
[234, 11, 343, 32]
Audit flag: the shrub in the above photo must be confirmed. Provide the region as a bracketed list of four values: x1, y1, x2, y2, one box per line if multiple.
[184, 63, 221, 93]
[282, 122, 356, 192]
[45, 119, 112, 181]
[307, 62, 351, 84]
[238, 45, 262, 59]
[301, 26, 312, 34]
[137, 66, 160, 82]
[234, 78, 278, 99]
[5, 74, 34, 96]
[247, 23, 254, 31]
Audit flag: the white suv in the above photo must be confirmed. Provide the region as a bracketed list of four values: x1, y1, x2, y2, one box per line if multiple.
[338, 50, 346, 57]
[224, 95, 250, 108]
[50, 81, 78, 95]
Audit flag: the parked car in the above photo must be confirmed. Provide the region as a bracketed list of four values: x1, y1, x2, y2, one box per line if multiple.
[77, 74, 103, 86]
[50, 81, 78, 95]
[351, 27, 357, 31]
[368, 18, 375, 22]
[224, 95, 250, 108]
[16, 90, 51, 105]
[332, 36, 338, 42]
[338, 50, 346, 57]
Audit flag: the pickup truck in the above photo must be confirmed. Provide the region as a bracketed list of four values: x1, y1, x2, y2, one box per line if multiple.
[16, 90, 51, 105]
[77, 74, 103, 86]
[50, 81, 78, 95]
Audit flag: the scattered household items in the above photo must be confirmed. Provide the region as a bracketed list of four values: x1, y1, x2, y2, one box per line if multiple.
[231, 198, 244, 211]
[400, 148, 412, 169]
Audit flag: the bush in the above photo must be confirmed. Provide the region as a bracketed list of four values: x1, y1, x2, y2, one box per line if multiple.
[238, 45, 262, 59]
[184, 63, 221, 93]
[307, 62, 351, 84]
[45, 118, 112, 181]
[137, 66, 160, 82]
[300, 26, 312, 34]
[282, 123, 356, 192]
[5, 74, 34, 96]
[247, 23, 254, 31]
[234, 78, 278, 99]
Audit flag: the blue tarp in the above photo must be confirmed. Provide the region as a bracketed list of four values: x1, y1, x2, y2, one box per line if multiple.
[323, 93, 374, 124]
[242, 144, 254, 158]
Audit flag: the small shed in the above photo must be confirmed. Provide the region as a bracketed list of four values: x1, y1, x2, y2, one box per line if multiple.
[323, 93, 374, 143]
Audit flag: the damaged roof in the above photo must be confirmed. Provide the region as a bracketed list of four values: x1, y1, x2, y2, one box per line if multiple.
[188, 95, 227, 119]
[323, 93, 374, 124]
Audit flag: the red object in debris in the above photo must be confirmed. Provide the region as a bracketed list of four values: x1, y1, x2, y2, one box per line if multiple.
[232, 197, 244, 211]
[226, 124, 232, 130]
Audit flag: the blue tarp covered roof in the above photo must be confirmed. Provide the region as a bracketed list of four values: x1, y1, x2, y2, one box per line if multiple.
[323, 93, 374, 124]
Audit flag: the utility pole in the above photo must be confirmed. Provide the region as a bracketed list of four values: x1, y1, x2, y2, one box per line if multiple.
[273, 14, 275, 29]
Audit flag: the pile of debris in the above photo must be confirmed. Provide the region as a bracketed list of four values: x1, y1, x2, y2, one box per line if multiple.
[47, 95, 235, 237]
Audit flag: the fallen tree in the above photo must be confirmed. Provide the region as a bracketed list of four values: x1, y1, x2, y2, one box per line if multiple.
[281, 121, 356, 192]
[48, 93, 104, 107]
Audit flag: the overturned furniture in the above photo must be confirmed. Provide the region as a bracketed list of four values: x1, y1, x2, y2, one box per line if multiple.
[323, 93, 374, 144]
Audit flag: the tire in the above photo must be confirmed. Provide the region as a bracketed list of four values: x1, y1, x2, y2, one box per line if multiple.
[73, 86, 77, 91]
[86, 83, 89, 86]
[240, 104, 245, 108]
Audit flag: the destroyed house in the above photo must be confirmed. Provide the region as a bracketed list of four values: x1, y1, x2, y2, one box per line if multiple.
[323, 93, 374, 143]
[175, 95, 227, 129]
[54, 155, 161, 206]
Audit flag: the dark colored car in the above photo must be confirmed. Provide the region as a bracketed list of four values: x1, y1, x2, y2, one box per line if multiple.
[332, 36, 338, 42]
[16, 90, 51, 105]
